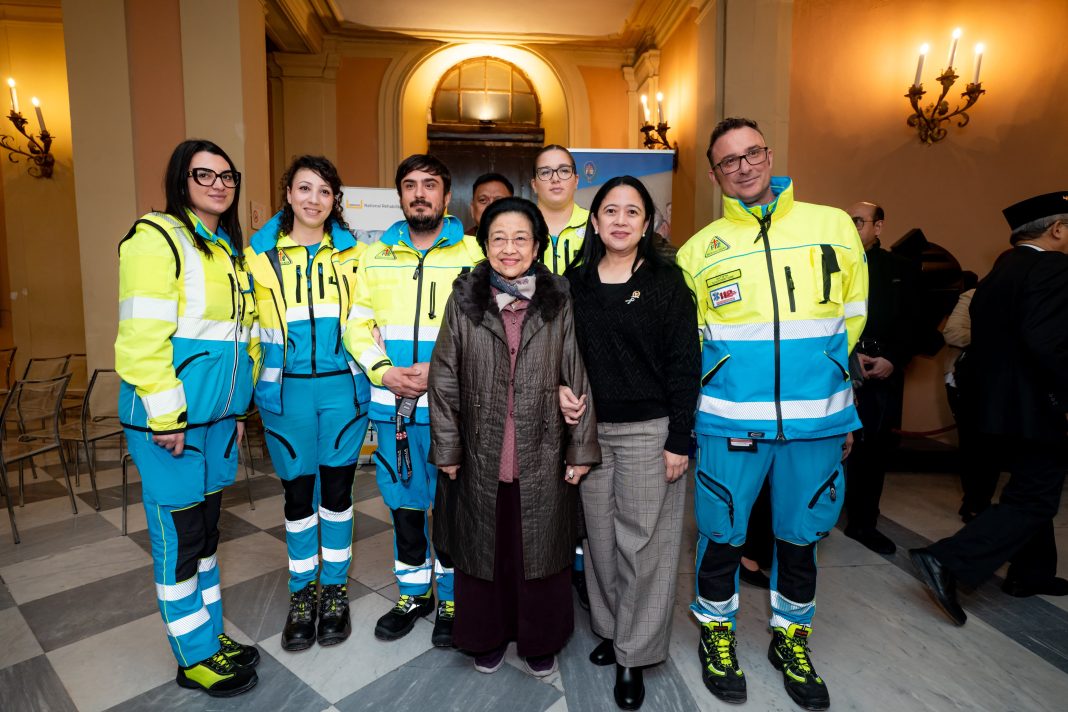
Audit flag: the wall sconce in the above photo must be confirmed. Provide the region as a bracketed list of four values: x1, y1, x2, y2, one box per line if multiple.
[639, 92, 678, 156]
[906, 29, 986, 145]
[0, 78, 54, 178]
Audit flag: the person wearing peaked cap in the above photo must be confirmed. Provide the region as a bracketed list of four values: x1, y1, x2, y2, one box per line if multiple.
[911, 191, 1068, 626]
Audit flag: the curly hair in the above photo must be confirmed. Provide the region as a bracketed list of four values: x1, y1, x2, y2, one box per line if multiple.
[279, 155, 349, 236]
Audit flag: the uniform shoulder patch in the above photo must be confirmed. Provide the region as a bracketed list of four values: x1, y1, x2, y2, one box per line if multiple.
[704, 236, 730, 257]
[376, 246, 396, 260]
[277, 249, 291, 265]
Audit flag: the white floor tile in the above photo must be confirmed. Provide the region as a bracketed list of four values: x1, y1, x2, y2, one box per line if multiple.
[0, 607, 44, 669]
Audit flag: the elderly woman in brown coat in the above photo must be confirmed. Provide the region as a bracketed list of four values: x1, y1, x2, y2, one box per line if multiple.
[429, 197, 600, 678]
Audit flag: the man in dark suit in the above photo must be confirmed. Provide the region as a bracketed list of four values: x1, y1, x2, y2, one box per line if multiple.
[844, 202, 928, 555]
[911, 191, 1068, 625]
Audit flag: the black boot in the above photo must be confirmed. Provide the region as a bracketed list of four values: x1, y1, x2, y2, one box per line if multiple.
[768, 624, 830, 711]
[317, 583, 351, 646]
[431, 599, 455, 647]
[374, 592, 435, 641]
[281, 582, 318, 652]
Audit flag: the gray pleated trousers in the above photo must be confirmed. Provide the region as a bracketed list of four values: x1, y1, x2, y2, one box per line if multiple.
[581, 417, 686, 667]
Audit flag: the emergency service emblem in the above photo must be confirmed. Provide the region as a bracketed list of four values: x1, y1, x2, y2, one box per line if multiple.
[377, 247, 396, 260]
[710, 282, 742, 308]
[277, 249, 291, 265]
[705, 236, 730, 257]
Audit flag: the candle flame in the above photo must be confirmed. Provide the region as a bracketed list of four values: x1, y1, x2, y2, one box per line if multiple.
[31, 97, 39, 107]
[655, 91, 664, 102]
[640, 94, 648, 105]
[952, 28, 962, 39]
[975, 43, 985, 54]
[6, 78, 14, 88]
[920, 43, 929, 55]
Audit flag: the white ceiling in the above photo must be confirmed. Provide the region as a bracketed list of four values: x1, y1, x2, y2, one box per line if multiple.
[334, 0, 641, 40]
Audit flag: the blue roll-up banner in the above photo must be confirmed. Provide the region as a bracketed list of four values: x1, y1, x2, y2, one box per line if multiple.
[570, 148, 676, 243]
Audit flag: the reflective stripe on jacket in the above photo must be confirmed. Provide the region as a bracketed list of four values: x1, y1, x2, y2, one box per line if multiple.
[676, 177, 867, 440]
[244, 211, 370, 415]
[116, 211, 256, 432]
[541, 203, 589, 275]
[343, 215, 483, 423]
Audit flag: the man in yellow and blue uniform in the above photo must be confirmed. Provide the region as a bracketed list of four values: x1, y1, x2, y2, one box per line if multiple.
[117, 209, 258, 691]
[345, 154, 482, 646]
[245, 210, 370, 650]
[677, 118, 867, 711]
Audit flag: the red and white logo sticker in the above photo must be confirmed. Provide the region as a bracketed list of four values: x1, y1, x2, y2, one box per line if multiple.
[710, 282, 742, 308]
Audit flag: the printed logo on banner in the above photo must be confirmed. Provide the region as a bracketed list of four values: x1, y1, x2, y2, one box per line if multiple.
[706, 269, 742, 289]
[705, 236, 730, 257]
[584, 161, 597, 183]
[710, 282, 742, 308]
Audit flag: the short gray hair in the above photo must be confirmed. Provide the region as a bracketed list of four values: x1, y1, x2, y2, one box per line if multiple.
[1010, 213, 1068, 243]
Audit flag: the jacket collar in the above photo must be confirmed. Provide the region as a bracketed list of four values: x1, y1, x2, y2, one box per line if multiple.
[249, 210, 357, 254]
[379, 214, 466, 251]
[186, 209, 232, 252]
[453, 261, 567, 328]
[722, 176, 795, 224]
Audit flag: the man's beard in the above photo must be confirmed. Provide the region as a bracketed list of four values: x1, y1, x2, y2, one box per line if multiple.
[405, 203, 445, 233]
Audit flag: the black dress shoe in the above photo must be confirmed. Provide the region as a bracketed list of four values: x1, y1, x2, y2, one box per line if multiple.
[1002, 576, 1068, 598]
[844, 527, 897, 555]
[589, 639, 616, 666]
[738, 565, 770, 589]
[614, 664, 644, 710]
[909, 548, 966, 626]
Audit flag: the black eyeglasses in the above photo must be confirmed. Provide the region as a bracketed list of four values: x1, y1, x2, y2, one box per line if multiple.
[712, 146, 769, 175]
[535, 165, 576, 182]
[188, 168, 241, 188]
[851, 216, 879, 229]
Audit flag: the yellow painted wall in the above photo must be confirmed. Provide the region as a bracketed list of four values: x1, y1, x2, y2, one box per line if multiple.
[0, 16, 85, 367]
[337, 56, 390, 186]
[789, 0, 1068, 435]
[578, 65, 629, 149]
[660, 8, 700, 243]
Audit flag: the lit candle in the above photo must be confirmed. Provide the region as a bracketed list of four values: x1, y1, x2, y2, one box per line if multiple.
[640, 94, 650, 123]
[914, 44, 929, 87]
[973, 43, 984, 84]
[31, 97, 45, 133]
[7, 78, 18, 114]
[947, 28, 961, 69]
[656, 91, 664, 125]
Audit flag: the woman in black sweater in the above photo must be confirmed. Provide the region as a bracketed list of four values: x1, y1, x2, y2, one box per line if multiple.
[566, 175, 700, 710]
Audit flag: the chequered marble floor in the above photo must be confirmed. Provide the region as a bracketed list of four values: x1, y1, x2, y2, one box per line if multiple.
[2, 444, 1068, 711]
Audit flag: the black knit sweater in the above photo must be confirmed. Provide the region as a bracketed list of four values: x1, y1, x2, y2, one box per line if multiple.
[568, 260, 700, 455]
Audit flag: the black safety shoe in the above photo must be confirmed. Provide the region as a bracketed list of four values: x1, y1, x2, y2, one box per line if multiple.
[217, 633, 260, 668]
[431, 599, 455, 647]
[176, 651, 258, 697]
[768, 624, 830, 711]
[281, 582, 318, 652]
[317, 583, 352, 646]
[699, 621, 746, 704]
[374, 592, 435, 641]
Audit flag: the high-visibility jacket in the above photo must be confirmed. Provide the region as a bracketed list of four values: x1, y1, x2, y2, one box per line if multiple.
[541, 203, 589, 274]
[116, 211, 257, 433]
[676, 177, 868, 441]
[344, 215, 483, 423]
[244, 212, 370, 415]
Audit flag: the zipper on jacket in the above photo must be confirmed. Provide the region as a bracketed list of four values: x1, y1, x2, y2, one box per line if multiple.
[807, 469, 839, 509]
[307, 254, 317, 376]
[220, 251, 241, 418]
[784, 266, 796, 312]
[294, 264, 303, 303]
[411, 244, 439, 363]
[697, 470, 735, 526]
[428, 282, 437, 320]
[564, 239, 571, 271]
[338, 273, 350, 354]
[754, 212, 785, 440]
[176, 351, 209, 376]
[227, 275, 237, 318]
[318, 262, 325, 300]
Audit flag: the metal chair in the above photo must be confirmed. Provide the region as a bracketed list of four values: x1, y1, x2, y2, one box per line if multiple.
[52, 369, 120, 510]
[1, 374, 75, 544]
[0, 346, 15, 394]
[21, 354, 70, 380]
[61, 353, 89, 416]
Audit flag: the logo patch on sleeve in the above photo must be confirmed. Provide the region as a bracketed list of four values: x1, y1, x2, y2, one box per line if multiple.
[704, 236, 730, 257]
[706, 269, 742, 289]
[710, 282, 742, 308]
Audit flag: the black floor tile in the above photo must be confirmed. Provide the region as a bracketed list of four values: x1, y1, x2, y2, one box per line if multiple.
[0, 654, 78, 711]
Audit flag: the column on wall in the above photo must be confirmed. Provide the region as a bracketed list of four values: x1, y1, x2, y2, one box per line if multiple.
[268, 51, 339, 199]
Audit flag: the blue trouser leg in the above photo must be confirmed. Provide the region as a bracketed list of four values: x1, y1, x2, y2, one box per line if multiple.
[261, 374, 367, 592]
[373, 422, 452, 600]
[766, 436, 846, 630]
[691, 435, 769, 625]
[128, 418, 238, 667]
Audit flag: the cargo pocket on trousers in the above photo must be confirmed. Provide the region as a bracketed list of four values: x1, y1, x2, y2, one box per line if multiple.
[804, 466, 843, 539]
[695, 468, 735, 540]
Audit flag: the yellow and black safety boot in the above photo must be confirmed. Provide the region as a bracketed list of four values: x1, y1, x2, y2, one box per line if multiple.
[431, 599, 455, 648]
[768, 624, 830, 711]
[176, 650, 257, 697]
[699, 621, 746, 704]
[217, 632, 260, 668]
[317, 583, 352, 646]
[374, 591, 435, 641]
[281, 582, 318, 651]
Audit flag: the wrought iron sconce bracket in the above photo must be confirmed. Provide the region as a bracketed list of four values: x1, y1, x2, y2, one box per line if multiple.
[1, 110, 54, 178]
[906, 69, 985, 145]
[640, 121, 679, 169]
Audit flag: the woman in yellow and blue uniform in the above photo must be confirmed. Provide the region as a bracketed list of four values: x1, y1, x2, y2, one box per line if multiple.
[245, 155, 370, 652]
[116, 139, 259, 697]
